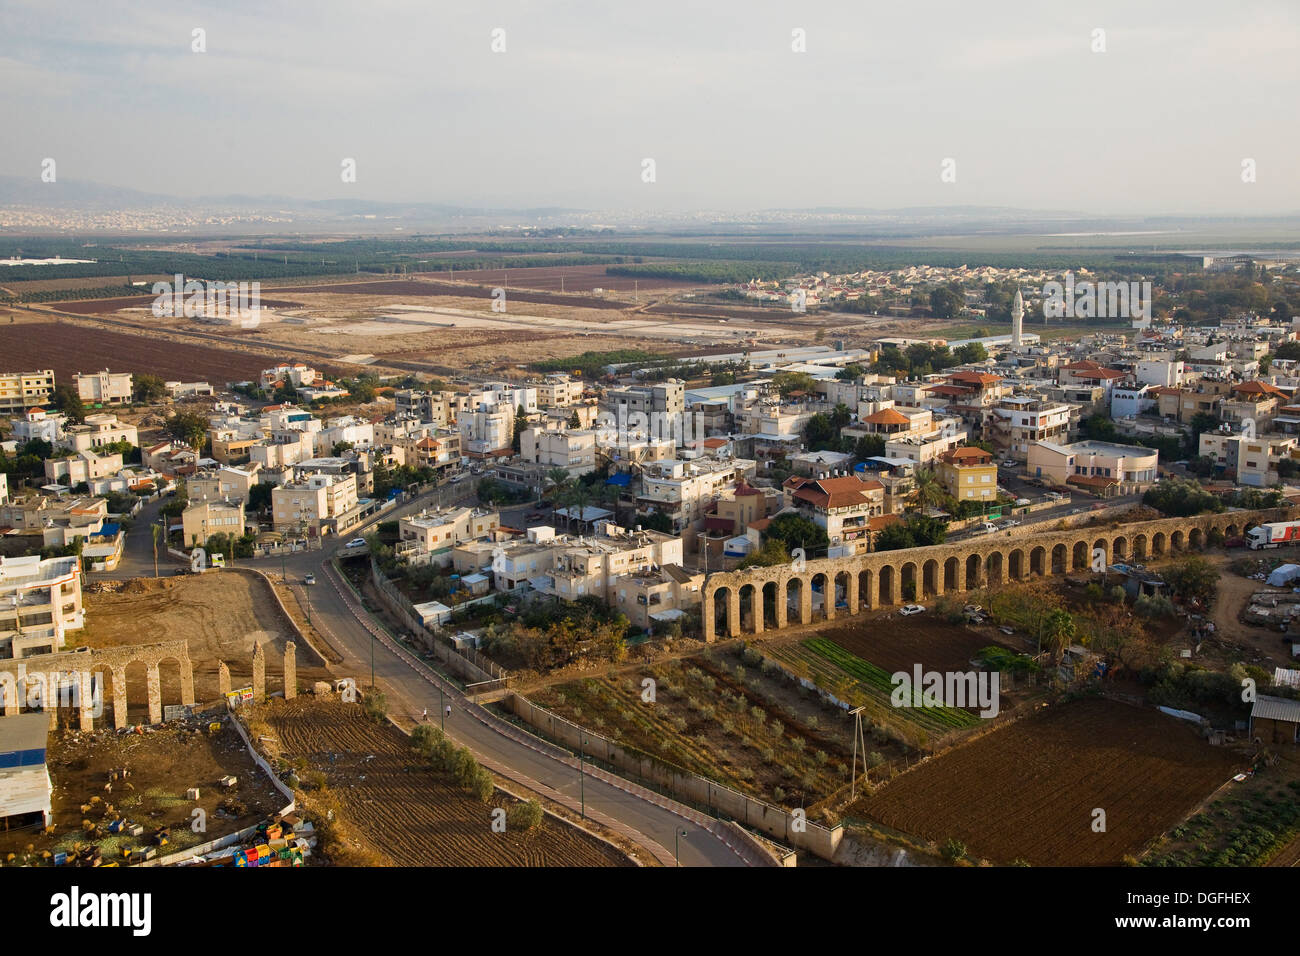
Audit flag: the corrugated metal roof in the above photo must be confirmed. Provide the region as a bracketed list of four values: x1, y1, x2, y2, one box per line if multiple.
[1252, 694, 1300, 723]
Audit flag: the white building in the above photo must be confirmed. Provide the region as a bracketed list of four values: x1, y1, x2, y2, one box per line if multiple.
[0, 555, 84, 659]
[74, 369, 133, 406]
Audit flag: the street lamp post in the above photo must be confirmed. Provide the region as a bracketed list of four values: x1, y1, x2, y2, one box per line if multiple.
[439, 686, 445, 731]
[579, 736, 586, 818]
[675, 827, 688, 867]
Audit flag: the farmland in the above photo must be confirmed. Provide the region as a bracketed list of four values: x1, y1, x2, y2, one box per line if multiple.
[0, 319, 277, 382]
[412, 263, 701, 292]
[768, 637, 982, 733]
[256, 698, 632, 867]
[272, 278, 631, 311]
[527, 650, 863, 807]
[848, 697, 1244, 866]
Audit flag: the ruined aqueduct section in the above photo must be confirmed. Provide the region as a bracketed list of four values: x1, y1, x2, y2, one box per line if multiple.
[701, 508, 1292, 642]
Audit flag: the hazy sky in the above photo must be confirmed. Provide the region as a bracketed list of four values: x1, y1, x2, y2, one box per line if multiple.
[3, 0, 1298, 214]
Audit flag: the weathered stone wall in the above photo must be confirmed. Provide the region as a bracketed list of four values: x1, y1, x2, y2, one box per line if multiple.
[702, 507, 1291, 640]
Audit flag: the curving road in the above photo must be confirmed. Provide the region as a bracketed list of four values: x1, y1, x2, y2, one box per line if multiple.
[96, 488, 752, 866]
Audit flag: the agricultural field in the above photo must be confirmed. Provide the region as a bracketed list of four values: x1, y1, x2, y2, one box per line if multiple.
[255, 698, 632, 867]
[273, 278, 630, 311]
[412, 263, 700, 292]
[1144, 751, 1300, 867]
[0, 715, 284, 865]
[527, 649, 864, 808]
[0, 319, 276, 382]
[766, 637, 982, 735]
[40, 295, 304, 314]
[848, 697, 1245, 866]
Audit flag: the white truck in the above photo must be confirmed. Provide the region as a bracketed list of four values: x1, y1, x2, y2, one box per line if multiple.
[1247, 521, 1300, 550]
[973, 521, 999, 536]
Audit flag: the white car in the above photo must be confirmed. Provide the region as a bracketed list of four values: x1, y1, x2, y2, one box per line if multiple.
[899, 604, 926, 616]
[344, 538, 367, 549]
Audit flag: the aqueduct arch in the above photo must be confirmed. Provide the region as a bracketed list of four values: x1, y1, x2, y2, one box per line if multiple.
[700, 508, 1290, 640]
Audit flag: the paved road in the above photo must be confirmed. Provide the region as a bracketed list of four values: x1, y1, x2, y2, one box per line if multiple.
[98, 485, 748, 866]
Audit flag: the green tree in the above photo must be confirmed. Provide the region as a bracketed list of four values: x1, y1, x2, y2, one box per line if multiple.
[1164, 555, 1220, 608]
[133, 373, 167, 403]
[512, 404, 528, 453]
[765, 512, 830, 556]
[165, 409, 209, 451]
[52, 382, 84, 424]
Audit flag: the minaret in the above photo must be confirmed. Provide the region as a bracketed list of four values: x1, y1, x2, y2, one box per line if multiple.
[1011, 289, 1024, 349]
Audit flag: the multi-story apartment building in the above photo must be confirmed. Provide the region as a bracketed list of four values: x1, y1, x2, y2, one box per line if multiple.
[533, 374, 585, 408]
[272, 473, 360, 537]
[187, 465, 261, 507]
[783, 474, 886, 557]
[60, 413, 139, 453]
[44, 450, 124, 486]
[0, 554, 83, 659]
[0, 370, 56, 417]
[604, 380, 685, 421]
[549, 526, 684, 603]
[636, 457, 757, 534]
[459, 383, 537, 457]
[397, 507, 500, 567]
[74, 369, 133, 406]
[988, 397, 1071, 461]
[181, 498, 246, 548]
[936, 446, 998, 502]
[520, 426, 597, 477]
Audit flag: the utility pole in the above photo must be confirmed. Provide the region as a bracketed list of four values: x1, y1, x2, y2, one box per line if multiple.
[849, 705, 867, 800]
[579, 736, 586, 818]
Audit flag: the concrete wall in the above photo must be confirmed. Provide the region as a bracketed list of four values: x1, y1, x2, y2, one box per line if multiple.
[506, 691, 842, 860]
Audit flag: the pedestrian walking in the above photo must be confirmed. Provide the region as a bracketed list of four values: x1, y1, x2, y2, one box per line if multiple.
[445, 703, 452, 720]
[421, 708, 428, 722]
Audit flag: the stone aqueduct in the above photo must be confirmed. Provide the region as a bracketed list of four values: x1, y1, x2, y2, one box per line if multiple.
[701, 508, 1291, 642]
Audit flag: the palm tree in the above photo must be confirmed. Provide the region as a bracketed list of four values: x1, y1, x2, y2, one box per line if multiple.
[569, 483, 591, 533]
[913, 469, 948, 512]
[546, 468, 571, 525]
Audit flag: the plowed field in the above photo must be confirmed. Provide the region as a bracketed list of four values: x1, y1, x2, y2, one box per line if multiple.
[275, 279, 629, 310]
[260, 699, 631, 867]
[848, 698, 1243, 865]
[0, 321, 271, 382]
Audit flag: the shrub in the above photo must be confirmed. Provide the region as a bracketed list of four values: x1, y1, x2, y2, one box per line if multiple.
[361, 690, 388, 723]
[750, 706, 765, 721]
[761, 747, 776, 763]
[469, 767, 495, 803]
[814, 750, 829, 766]
[867, 751, 884, 768]
[770, 720, 784, 739]
[741, 647, 763, 667]
[773, 787, 786, 802]
[806, 716, 818, 730]
[790, 738, 806, 753]
[506, 799, 544, 830]
[669, 716, 688, 733]
[940, 838, 967, 862]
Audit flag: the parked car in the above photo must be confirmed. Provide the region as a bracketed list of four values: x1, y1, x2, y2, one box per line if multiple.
[1001, 460, 1018, 468]
[1001, 519, 1020, 528]
[344, 538, 367, 549]
[899, 604, 926, 616]
[304, 573, 316, 586]
[1090, 502, 1107, 511]
[525, 510, 543, 521]
[1014, 498, 1030, 507]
